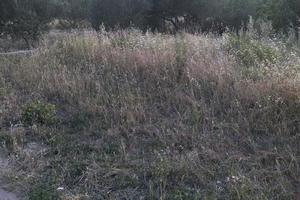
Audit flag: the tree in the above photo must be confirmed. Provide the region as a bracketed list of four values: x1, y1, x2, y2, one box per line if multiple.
[0, 0, 16, 26]
[286, 0, 300, 39]
[145, 0, 205, 32]
[220, 0, 257, 34]
[89, 0, 149, 30]
[259, 0, 300, 39]
[60, 0, 90, 27]
[0, 0, 61, 46]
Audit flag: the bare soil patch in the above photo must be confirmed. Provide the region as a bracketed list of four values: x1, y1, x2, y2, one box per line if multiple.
[0, 153, 18, 200]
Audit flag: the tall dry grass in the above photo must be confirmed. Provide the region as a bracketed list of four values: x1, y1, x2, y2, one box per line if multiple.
[0, 29, 299, 199]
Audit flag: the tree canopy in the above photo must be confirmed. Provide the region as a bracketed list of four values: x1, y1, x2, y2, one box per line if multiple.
[1, 0, 299, 39]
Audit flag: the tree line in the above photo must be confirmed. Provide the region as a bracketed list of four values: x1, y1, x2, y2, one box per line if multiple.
[1, 0, 299, 40]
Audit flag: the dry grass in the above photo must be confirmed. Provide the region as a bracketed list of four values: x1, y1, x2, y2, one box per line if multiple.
[0, 29, 299, 200]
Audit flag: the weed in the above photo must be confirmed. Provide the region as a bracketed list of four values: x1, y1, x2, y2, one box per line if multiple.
[28, 186, 60, 200]
[21, 102, 56, 126]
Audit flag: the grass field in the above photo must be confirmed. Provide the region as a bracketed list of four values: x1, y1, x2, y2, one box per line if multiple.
[0, 29, 299, 199]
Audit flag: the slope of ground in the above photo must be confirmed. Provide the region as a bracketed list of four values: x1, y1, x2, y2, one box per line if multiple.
[0, 30, 299, 199]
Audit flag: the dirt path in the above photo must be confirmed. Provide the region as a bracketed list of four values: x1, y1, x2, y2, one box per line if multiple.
[0, 152, 19, 200]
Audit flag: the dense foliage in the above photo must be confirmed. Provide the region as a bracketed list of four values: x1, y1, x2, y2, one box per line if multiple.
[0, 0, 62, 46]
[0, 0, 299, 39]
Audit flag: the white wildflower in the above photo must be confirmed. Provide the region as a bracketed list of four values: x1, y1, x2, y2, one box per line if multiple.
[57, 187, 64, 191]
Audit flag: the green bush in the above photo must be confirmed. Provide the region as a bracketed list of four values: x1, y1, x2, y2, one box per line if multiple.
[21, 102, 56, 126]
[111, 36, 131, 48]
[228, 34, 278, 67]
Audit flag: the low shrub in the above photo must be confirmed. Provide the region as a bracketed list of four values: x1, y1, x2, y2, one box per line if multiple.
[227, 34, 278, 67]
[21, 102, 56, 127]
